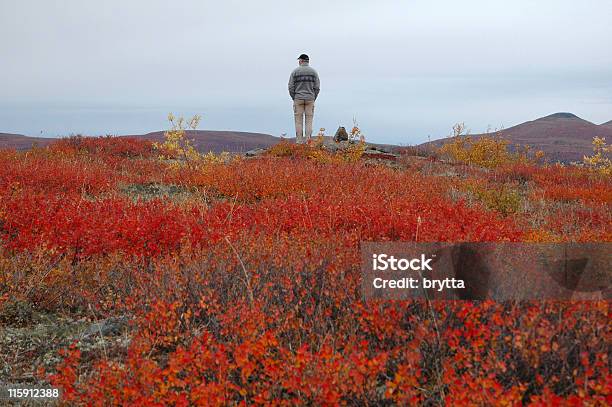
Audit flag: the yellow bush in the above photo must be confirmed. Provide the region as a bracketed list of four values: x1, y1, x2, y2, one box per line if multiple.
[153, 113, 235, 169]
[153, 113, 202, 167]
[437, 123, 543, 168]
[440, 135, 508, 168]
[439, 134, 540, 168]
[583, 136, 611, 176]
[342, 140, 366, 162]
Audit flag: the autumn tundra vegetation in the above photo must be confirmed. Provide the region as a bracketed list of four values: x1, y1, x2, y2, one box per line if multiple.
[0, 116, 610, 405]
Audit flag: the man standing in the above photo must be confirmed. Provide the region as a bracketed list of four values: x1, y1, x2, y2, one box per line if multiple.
[288, 54, 320, 144]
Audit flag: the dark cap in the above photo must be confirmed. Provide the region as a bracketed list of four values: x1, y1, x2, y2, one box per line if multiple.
[297, 53, 309, 61]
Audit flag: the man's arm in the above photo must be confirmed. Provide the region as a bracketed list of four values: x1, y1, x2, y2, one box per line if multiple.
[314, 72, 320, 100]
[288, 71, 295, 100]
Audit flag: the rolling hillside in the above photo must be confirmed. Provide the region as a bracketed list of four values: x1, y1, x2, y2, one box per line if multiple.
[125, 130, 280, 153]
[422, 113, 612, 162]
[0, 131, 280, 153]
[0, 133, 55, 150]
[3, 114, 611, 161]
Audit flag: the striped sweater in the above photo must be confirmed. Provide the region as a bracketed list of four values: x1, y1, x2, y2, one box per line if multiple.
[288, 63, 320, 101]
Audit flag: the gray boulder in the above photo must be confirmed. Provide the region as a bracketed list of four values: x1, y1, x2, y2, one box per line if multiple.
[245, 148, 267, 157]
[333, 127, 349, 142]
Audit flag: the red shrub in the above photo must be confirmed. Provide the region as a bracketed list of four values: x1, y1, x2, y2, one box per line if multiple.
[0, 145, 609, 405]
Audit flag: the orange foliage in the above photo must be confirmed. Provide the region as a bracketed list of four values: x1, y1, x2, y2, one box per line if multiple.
[0, 137, 610, 405]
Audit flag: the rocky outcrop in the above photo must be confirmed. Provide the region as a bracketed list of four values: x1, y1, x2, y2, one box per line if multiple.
[333, 127, 349, 142]
[362, 146, 399, 161]
[245, 148, 267, 157]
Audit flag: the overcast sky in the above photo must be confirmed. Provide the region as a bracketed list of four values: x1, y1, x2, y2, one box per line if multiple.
[1, 0, 611, 144]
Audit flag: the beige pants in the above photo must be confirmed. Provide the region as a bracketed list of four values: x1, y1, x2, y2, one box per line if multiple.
[293, 99, 315, 144]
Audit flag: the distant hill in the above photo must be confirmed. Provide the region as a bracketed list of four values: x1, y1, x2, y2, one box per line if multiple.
[0, 133, 55, 150]
[124, 130, 281, 153]
[0, 131, 281, 153]
[4, 114, 611, 162]
[1, 130, 398, 154]
[422, 113, 612, 162]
